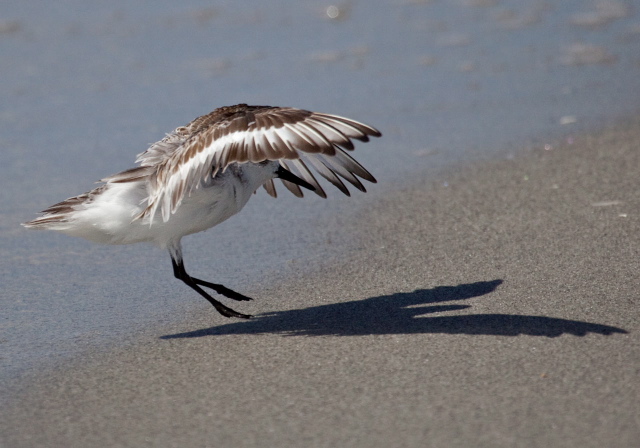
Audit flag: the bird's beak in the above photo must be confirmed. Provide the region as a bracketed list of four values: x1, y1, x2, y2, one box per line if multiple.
[275, 166, 316, 191]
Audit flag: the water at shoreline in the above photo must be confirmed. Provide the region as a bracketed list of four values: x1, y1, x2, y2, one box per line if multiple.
[2, 0, 640, 378]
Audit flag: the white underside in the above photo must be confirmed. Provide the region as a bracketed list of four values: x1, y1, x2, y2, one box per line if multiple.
[47, 163, 277, 249]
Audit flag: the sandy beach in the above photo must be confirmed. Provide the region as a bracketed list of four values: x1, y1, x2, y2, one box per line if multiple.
[2, 2, 640, 447]
[3, 116, 638, 447]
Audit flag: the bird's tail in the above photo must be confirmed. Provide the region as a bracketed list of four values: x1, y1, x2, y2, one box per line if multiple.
[22, 186, 104, 231]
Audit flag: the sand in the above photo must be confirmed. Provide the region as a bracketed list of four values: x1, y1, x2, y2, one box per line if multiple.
[2, 117, 638, 448]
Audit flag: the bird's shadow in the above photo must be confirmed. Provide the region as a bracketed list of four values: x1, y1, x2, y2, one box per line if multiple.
[161, 279, 627, 339]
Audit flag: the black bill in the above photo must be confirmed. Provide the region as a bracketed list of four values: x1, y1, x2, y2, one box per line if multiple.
[275, 166, 316, 191]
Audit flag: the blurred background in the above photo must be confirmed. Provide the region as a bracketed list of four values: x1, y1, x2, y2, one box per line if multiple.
[2, 0, 640, 377]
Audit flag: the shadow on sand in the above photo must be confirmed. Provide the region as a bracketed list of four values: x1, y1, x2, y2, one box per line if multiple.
[162, 279, 627, 339]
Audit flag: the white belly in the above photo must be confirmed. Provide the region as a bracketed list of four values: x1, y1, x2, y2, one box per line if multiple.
[63, 176, 253, 248]
[145, 182, 248, 247]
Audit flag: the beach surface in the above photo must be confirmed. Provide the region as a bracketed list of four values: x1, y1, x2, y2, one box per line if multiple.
[4, 0, 640, 381]
[2, 1, 640, 446]
[3, 116, 638, 448]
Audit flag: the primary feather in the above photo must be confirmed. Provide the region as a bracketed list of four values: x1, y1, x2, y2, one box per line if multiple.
[133, 104, 380, 223]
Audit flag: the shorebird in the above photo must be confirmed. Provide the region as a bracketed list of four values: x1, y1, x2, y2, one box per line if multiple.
[23, 104, 381, 318]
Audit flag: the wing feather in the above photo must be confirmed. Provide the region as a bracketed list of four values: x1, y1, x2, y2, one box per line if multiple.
[303, 154, 351, 196]
[137, 104, 380, 222]
[288, 158, 327, 198]
[281, 123, 323, 153]
[263, 178, 277, 198]
[311, 113, 380, 142]
[305, 117, 354, 150]
[317, 152, 367, 192]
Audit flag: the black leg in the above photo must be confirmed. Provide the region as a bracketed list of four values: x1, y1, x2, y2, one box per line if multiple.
[190, 277, 253, 302]
[171, 256, 252, 319]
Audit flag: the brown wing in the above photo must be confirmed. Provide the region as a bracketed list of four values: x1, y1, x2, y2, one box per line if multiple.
[138, 104, 381, 223]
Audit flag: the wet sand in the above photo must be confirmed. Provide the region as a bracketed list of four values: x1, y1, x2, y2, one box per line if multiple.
[2, 117, 638, 447]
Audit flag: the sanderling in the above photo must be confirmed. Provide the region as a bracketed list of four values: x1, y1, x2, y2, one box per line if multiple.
[23, 104, 381, 318]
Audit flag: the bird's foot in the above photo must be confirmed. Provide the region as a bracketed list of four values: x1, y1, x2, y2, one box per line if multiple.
[192, 278, 254, 301]
[216, 303, 253, 319]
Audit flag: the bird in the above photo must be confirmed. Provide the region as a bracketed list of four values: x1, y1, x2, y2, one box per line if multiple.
[23, 104, 381, 319]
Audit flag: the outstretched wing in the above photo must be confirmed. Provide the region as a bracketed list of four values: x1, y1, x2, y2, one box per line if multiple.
[138, 104, 381, 223]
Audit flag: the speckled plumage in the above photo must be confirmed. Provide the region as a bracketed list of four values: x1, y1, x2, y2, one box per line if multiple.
[23, 104, 381, 318]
